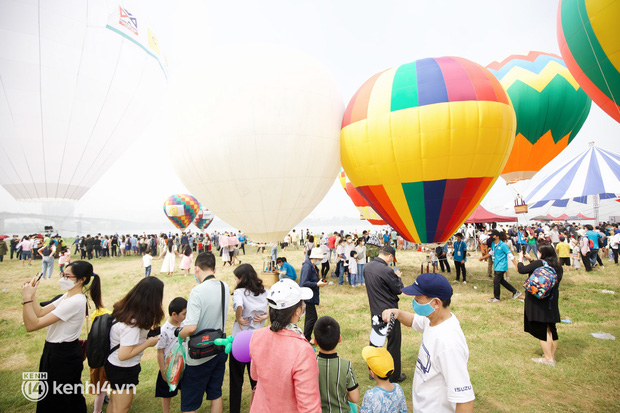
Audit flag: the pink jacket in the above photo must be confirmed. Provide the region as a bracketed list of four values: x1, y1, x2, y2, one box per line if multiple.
[250, 327, 321, 413]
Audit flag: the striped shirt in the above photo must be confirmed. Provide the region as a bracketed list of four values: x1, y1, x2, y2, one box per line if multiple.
[317, 352, 359, 413]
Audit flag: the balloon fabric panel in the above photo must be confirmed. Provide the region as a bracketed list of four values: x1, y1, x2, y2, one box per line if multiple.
[558, 0, 620, 122]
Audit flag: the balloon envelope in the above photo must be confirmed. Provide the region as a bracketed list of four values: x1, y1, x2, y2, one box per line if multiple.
[558, 0, 620, 123]
[339, 168, 386, 225]
[341, 57, 516, 243]
[231, 330, 253, 363]
[0, 0, 167, 201]
[169, 44, 343, 242]
[163, 194, 200, 230]
[487, 52, 591, 183]
[194, 207, 214, 231]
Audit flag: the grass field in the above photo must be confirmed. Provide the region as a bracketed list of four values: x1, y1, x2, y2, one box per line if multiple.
[0, 245, 619, 412]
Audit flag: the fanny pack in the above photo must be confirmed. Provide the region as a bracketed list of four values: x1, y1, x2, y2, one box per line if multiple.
[188, 281, 226, 359]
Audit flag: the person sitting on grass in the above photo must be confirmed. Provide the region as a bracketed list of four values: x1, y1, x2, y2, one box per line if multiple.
[382, 273, 475, 412]
[315, 316, 360, 412]
[360, 346, 407, 413]
[276, 257, 297, 281]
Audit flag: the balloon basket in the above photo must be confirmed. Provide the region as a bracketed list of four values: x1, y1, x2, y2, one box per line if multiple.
[514, 205, 528, 214]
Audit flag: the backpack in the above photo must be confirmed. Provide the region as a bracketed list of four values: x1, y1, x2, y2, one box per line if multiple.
[523, 260, 557, 299]
[589, 239, 594, 248]
[86, 313, 119, 368]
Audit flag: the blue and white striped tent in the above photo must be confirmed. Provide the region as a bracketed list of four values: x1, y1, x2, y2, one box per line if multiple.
[525, 146, 620, 209]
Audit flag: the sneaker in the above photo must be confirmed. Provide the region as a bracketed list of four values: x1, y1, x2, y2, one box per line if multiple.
[488, 298, 500, 303]
[392, 373, 407, 383]
[531, 357, 555, 367]
[463, 281, 467, 284]
[512, 291, 522, 299]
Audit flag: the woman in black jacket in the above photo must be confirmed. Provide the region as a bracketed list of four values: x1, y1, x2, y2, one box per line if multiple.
[518, 244, 563, 366]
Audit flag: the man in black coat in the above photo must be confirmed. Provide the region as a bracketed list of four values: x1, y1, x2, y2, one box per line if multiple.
[364, 245, 405, 382]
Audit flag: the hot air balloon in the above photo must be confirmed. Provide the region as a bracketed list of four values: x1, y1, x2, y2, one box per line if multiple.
[341, 57, 516, 243]
[558, 0, 620, 123]
[168, 44, 343, 242]
[0, 1, 166, 210]
[487, 52, 592, 183]
[194, 207, 214, 231]
[339, 168, 386, 225]
[163, 194, 200, 230]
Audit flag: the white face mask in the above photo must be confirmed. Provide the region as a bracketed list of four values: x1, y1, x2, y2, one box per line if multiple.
[59, 277, 76, 290]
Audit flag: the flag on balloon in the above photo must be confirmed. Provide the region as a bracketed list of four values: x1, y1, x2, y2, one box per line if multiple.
[341, 57, 516, 243]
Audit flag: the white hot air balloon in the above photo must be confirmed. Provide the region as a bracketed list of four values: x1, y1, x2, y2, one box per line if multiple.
[0, 0, 167, 208]
[169, 44, 343, 242]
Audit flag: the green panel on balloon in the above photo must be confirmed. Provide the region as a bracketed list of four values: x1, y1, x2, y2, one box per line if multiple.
[402, 182, 427, 244]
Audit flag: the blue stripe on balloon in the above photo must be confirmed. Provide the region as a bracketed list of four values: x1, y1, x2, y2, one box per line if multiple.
[525, 149, 590, 203]
[552, 199, 569, 207]
[573, 196, 587, 204]
[488, 54, 566, 80]
[597, 149, 620, 182]
[583, 150, 606, 197]
[600, 193, 618, 200]
[531, 200, 549, 208]
[416, 59, 449, 106]
[423, 180, 446, 243]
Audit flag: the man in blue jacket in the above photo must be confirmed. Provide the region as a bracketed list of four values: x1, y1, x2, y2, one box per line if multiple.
[480, 230, 521, 303]
[300, 248, 327, 343]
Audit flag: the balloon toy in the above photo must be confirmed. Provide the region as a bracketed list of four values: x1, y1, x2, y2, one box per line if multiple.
[231, 330, 253, 363]
[163, 194, 200, 230]
[213, 336, 234, 354]
[341, 57, 517, 243]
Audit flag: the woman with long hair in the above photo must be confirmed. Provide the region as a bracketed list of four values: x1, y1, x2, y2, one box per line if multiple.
[159, 238, 177, 276]
[105, 277, 164, 412]
[21, 260, 103, 412]
[518, 244, 563, 366]
[249, 279, 321, 412]
[229, 264, 268, 413]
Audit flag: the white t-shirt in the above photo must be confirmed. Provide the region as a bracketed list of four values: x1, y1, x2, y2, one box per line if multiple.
[231, 288, 268, 336]
[108, 321, 149, 367]
[142, 254, 153, 267]
[47, 293, 86, 343]
[156, 320, 185, 359]
[336, 244, 345, 262]
[411, 313, 475, 412]
[349, 256, 358, 274]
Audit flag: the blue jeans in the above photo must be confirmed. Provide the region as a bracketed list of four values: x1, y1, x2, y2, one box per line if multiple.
[41, 256, 54, 278]
[357, 263, 365, 284]
[144, 265, 151, 277]
[526, 244, 538, 259]
[337, 261, 345, 285]
[350, 272, 357, 286]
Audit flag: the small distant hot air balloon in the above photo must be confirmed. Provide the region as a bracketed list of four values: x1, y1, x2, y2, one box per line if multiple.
[341, 57, 516, 243]
[163, 195, 200, 230]
[487, 52, 592, 183]
[194, 207, 214, 231]
[339, 168, 386, 225]
[558, 0, 620, 123]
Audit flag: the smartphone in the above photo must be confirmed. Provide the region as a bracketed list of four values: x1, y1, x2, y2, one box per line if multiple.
[147, 326, 161, 337]
[34, 272, 43, 285]
[393, 267, 399, 272]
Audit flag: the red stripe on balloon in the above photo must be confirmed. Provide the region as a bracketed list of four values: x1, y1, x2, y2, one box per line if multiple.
[343, 71, 385, 128]
[441, 177, 492, 239]
[435, 57, 477, 102]
[357, 185, 414, 241]
[453, 56, 499, 102]
[433, 178, 468, 242]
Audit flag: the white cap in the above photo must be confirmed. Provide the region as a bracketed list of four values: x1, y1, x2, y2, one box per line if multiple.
[309, 247, 324, 259]
[267, 279, 313, 309]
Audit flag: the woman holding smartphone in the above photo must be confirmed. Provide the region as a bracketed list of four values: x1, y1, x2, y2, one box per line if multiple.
[21, 260, 102, 413]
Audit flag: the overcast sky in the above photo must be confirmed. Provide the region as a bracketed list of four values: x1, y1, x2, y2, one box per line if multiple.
[1, 0, 618, 230]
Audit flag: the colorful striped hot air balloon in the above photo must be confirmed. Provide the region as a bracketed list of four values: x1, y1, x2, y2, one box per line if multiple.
[163, 194, 200, 230]
[487, 52, 592, 183]
[339, 168, 386, 225]
[558, 0, 620, 123]
[341, 57, 516, 243]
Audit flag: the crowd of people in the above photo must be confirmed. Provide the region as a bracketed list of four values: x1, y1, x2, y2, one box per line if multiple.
[12, 219, 619, 412]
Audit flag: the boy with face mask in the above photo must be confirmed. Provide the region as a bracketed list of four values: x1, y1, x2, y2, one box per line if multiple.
[382, 273, 475, 413]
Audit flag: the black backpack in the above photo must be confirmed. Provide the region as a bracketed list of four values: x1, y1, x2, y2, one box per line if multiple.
[86, 313, 119, 368]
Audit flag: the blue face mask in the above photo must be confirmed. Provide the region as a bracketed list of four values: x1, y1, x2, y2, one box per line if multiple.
[412, 298, 436, 317]
[195, 275, 200, 284]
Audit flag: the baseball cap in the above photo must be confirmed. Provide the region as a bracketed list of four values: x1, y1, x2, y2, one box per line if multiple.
[362, 346, 394, 378]
[380, 245, 396, 257]
[267, 279, 313, 309]
[401, 273, 453, 300]
[309, 247, 323, 260]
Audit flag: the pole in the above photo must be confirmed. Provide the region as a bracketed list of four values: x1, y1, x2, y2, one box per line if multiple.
[594, 194, 600, 224]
